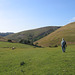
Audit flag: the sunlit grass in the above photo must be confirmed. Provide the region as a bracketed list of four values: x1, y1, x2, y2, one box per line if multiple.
[0, 42, 75, 75]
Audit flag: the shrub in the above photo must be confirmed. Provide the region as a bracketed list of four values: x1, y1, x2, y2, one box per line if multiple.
[19, 39, 32, 45]
[8, 39, 12, 43]
[54, 45, 58, 47]
[20, 61, 25, 66]
[49, 46, 51, 47]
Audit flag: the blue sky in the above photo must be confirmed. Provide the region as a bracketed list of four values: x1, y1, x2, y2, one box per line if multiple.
[0, 0, 75, 33]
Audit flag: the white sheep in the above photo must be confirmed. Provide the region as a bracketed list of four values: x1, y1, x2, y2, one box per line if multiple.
[12, 47, 16, 50]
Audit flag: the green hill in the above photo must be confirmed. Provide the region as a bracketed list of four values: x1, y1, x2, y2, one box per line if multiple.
[34, 22, 75, 47]
[5, 26, 60, 42]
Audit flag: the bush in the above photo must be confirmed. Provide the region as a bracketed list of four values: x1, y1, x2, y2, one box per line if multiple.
[20, 61, 25, 66]
[19, 39, 32, 45]
[54, 45, 58, 47]
[49, 46, 51, 47]
[8, 39, 12, 43]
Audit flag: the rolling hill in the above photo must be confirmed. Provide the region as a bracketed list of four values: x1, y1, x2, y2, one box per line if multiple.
[5, 26, 60, 42]
[34, 22, 75, 47]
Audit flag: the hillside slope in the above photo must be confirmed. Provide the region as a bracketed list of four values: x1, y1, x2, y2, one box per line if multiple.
[5, 26, 60, 42]
[0, 36, 7, 42]
[34, 22, 75, 47]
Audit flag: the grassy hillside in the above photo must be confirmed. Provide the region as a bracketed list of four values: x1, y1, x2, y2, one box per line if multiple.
[0, 42, 75, 75]
[34, 22, 75, 47]
[5, 26, 60, 42]
[0, 36, 7, 42]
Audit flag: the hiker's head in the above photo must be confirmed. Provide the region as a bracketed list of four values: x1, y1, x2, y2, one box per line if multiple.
[62, 38, 64, 41]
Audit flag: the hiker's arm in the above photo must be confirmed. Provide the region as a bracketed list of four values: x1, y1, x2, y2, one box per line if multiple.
[65, 42, 67, 47]
[66, 44, 67, 47]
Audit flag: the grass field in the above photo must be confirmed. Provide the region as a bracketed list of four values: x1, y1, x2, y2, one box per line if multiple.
[0, 42, 75, 75]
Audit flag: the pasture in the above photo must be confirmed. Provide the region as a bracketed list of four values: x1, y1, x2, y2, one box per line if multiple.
[0, 42, 75, 75]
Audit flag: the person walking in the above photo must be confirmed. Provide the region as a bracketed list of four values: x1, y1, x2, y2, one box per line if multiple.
[61, 38, 67, 52]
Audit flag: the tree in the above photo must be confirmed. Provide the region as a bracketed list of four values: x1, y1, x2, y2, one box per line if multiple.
[8, 39, 12, 42]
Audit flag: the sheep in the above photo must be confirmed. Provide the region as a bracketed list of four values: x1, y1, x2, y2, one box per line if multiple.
[12, 47, 16, 50]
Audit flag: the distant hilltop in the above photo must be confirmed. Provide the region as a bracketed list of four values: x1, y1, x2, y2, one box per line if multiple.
[5, 26, 61, 43]
[0, 32, 14, 37]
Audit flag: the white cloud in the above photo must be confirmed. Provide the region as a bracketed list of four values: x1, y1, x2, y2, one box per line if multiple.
[70, 17, 75, 21]
[69, 17, 75, 23]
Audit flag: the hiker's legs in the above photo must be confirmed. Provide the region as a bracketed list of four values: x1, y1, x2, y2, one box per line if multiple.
[62, 46, 65, 52]
[63, 46, 66, 52]
[63, 47, 65, 52]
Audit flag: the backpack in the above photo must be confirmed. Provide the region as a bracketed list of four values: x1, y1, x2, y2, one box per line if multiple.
[61, 40, 66, 46]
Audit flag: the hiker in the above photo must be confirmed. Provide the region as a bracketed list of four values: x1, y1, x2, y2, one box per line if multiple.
[61, 38, 67, 52]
